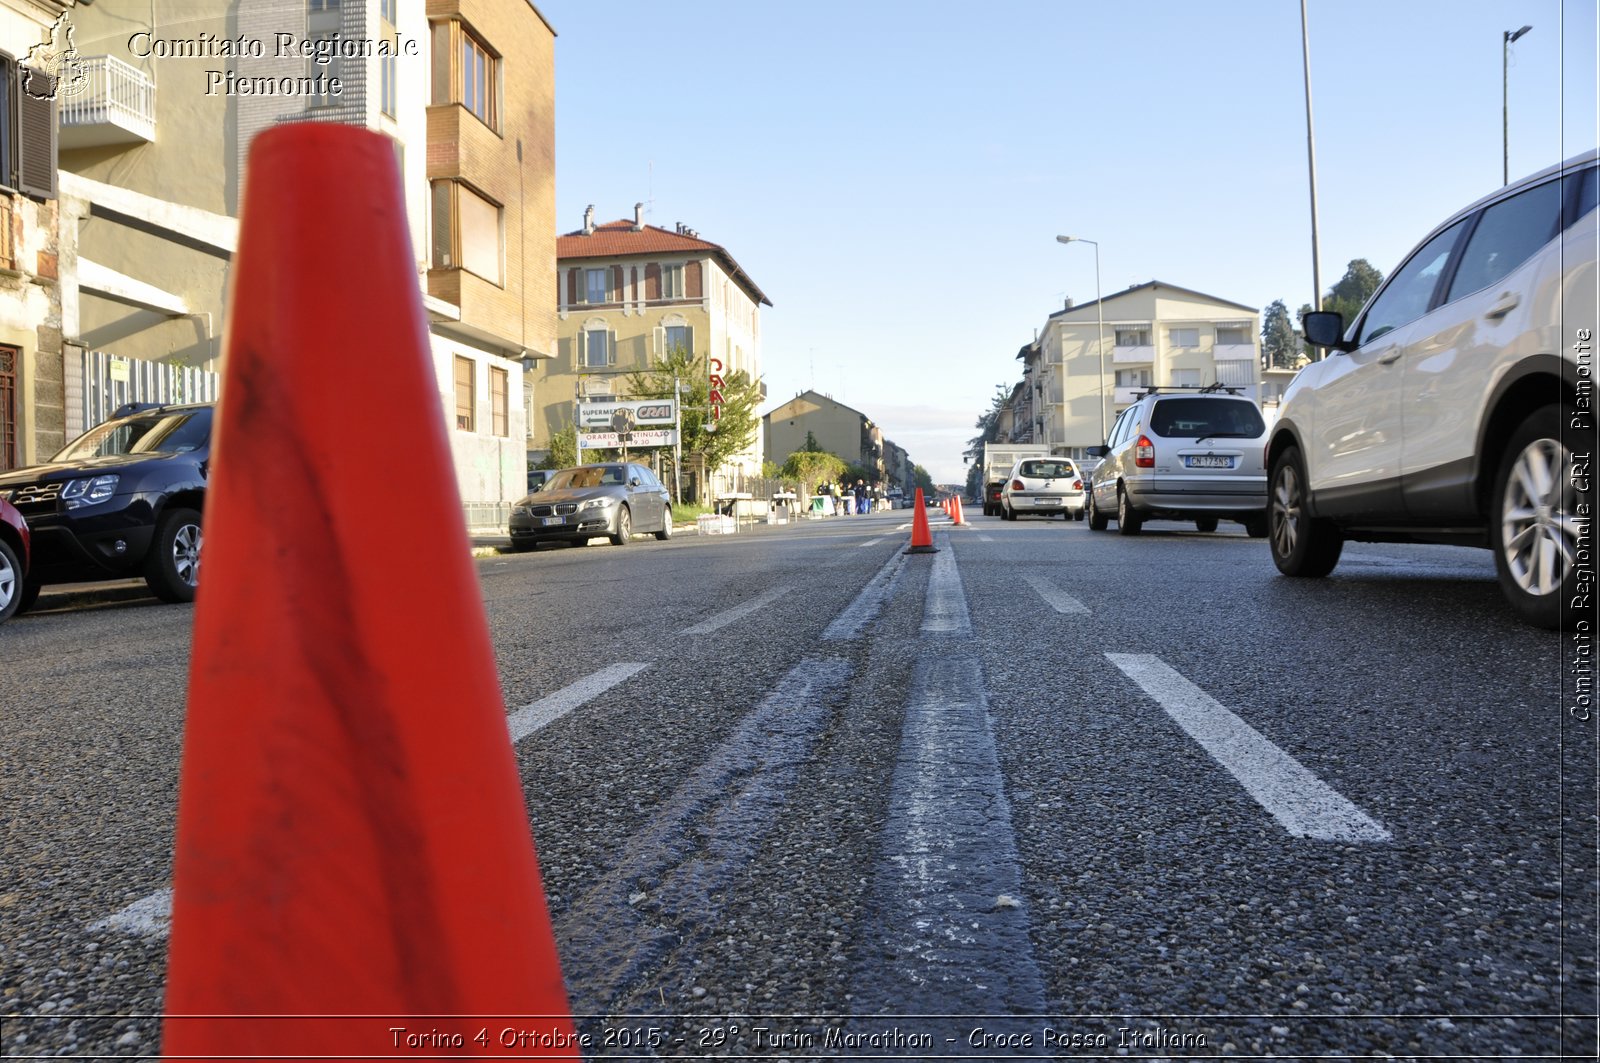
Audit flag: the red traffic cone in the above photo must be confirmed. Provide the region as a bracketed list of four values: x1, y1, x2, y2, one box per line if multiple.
[952, 496, 966, 525]
[906, 488, 938, 554]
[163, 126, 576, 1059]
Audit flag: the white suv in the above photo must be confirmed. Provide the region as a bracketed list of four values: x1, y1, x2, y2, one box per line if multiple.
[1267, 150, 1597, 629]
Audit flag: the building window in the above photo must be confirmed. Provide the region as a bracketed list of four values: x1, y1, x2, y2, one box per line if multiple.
[1115, 369, 1150, 387]
[0, 54, 57, 200]
[489, 366, 509, 437]
[430, 180, 503, 283]
[306, 0, 342, 108]
[454, 356, 475, 431]
[1170, 369, 1202, 386]
[661, 264, 684, 298]
[432, 20, 499, 130]
[1216, 326, 1250, 346]
[663, 324, 693, 355]
[1168, 328, 1200, 348]
[581, 325, 613, 368]
[1114, 326, 1150, 347]
[585, 269, 608, 304]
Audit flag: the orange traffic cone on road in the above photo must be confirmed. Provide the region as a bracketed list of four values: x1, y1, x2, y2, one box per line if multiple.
[951, 496, 966, 525]
[906, 488, 938, 554]
[163, 125, 576, 1059]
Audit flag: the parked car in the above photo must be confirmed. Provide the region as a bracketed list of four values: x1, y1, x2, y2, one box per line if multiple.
[526, 468, 552, 493]
[0, 497, 29, 624]
[1086, 385, 1270, 536]
[508, 462, 672, 549]
[1001, 457, 1086, 520]
[0, 403, 211, 611]
[1268, 150, 1597, 629]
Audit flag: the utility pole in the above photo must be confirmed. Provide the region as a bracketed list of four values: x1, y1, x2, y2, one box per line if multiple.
[1504, 25, 1533, 185]
[1300, 0, 1324, 355]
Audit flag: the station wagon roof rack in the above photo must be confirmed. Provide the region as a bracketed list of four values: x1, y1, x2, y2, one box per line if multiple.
[1132, 383, 1245, 398]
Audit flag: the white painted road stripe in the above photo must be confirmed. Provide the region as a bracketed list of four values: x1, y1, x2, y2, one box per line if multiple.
[89, 888, 172, 937]
[921, 535, 971, 635]
[978, 535, 994, 542]
[679, 585, 790, 635]
[507, 662, 649, 743]
[1022, 572, 1090, 614]
[1107, 654, 1391, 843]
[859, 536, 889, 547]
[824, 550, 906, 641]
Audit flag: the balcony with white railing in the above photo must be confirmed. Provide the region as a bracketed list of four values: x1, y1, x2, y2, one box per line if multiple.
[1212, 343, 1257, 361]
[1111, 344, 1154, 364]
[59, 56, 155, 150]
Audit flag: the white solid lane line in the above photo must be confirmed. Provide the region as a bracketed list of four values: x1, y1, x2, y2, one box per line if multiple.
[1107, 654, 1391, 843]
[921, 535, 971, 636]
[1021, 572, 1090, 614]
[94, 662, 656, 938]
[679, 585, 791, 635]
[824, 549, 907, 641]
[859, 536, 889, 547]
[506, 662, 650, 743]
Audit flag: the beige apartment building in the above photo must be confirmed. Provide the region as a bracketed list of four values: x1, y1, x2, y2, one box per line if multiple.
[0, 0, 70, 469]
[538, 206, 770, 494]
[44, 0, 555, 522]
[1035, 281, 1261, 459]
[763, 388, 915, 492]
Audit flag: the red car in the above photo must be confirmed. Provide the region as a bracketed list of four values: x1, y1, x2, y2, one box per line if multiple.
[0, 496, 29, 624]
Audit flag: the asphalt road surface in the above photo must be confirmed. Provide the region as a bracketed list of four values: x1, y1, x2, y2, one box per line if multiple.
[2, 506, 1595, 1059]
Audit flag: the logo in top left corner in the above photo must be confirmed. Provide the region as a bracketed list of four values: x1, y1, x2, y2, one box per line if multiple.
[23, 12, 89, 101]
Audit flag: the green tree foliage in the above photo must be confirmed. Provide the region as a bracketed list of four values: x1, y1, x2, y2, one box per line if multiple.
[802, 430, 820, 452]
[625, 346, 762, 495]
[963, 383, 1012, 465]
[912, 465, 935, 495]
[1324, 259, 1384, 323]
[540, 424, 577, 469]
[780, 450, 847, 497]
[1260, 300, 1302, 369]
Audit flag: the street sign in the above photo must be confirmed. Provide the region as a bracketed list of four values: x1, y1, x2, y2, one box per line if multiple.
[578, 428, 678, 450]
[577, 399, 676, 427]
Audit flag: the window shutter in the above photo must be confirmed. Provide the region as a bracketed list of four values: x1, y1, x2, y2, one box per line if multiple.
[652, 326, 663, 355]
[566, 269, 578, 306]
[17, 69, 56, 200]
[608, 330, 617, 366]
[611, 266, 623, 302]
[645, 263, 661, 301]
[683, 326, 695, 355]
[686, 260, 702, 298]
[576, 329, 586, 367]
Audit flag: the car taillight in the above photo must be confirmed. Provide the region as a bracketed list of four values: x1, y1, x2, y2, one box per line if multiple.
[1011, 479, 1025, 491]
[1135, 435, 1155, 468]
[1072, 479, 1082, 489]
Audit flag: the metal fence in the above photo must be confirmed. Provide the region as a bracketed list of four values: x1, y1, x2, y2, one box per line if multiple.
[70, 351, 220, 435]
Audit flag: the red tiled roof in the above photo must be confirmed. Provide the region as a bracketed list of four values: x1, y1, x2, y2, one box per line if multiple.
[557, 219, 772, 306]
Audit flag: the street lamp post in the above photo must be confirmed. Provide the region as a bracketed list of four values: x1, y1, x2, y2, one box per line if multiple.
[1056, 235, 1107, 441]
[1504, 25, 1533, 185]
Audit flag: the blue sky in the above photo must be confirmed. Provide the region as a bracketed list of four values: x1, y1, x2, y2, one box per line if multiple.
[537, 0, 1597, 483]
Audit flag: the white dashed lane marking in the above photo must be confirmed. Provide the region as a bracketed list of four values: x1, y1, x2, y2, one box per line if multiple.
[506, 662, 650, 743]
[1021, 572, 1090, 614]
[679, 585, 791, 635]
[1107, 654, 1391, 843]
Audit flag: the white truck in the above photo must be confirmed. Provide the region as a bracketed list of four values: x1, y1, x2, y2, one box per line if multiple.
[981, 443, 1052, 516]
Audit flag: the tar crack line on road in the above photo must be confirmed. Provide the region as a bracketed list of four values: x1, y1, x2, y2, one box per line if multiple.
[1107, 653, 1392, 843]
[823, 549, 908, 641]
[554, 654, 852, 1015]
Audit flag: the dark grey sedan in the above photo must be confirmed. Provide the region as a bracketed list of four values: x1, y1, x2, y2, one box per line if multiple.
[508, 462, 673, 549]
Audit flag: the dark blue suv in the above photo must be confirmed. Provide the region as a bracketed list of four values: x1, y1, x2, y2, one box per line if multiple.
[0, 403, 211, 612]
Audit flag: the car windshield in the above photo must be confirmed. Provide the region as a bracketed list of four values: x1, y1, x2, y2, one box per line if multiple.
[52, 408, 211, 462]
[1149, 398, 1265, 438]
[1018, 460, 1075, 479]
[546, 466, 626, 490]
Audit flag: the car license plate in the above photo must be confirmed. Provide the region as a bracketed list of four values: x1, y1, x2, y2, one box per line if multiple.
[1185, 455, 1235, 469]
[1035, 497, 1061, 505]
[541, 516, 566, 526]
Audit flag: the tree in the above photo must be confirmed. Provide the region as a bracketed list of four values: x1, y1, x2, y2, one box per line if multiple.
[1324, 258, 1384, 322]
[539, 424, 577, 470]
[911, 465, 935, 496]
[625, 346, 762, 501]
[1260, 300, 1302, 370]
[780, 450, 847, 498]
[802, 430, 820, 452]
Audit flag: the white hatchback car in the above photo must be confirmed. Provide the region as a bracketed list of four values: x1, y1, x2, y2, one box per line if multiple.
[1000, 456, 1086, 520]
[1268, 150, 1597, 629]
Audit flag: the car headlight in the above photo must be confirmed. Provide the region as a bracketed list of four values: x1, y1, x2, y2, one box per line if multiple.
[578, 497, 611, 511]
[61, 475, 119, 508]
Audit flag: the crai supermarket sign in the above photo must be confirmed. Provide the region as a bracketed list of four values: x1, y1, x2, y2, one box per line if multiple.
[576, 399, 677, 450]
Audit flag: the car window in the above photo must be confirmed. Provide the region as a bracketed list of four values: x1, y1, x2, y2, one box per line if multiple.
[546, 467, 616, 490]
[1562, 164, 1599, 227]
[1018, 460, 1073, 479]
[1358, 220, 1466, 345]
[1108, 408, 1134, 448]
[1149, 398, 1265, 438]
[52, 408, 211, 461]
[1446, 179, 1562, 301]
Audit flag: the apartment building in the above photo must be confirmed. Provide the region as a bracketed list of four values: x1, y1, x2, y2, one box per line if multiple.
[1036, 281, 1260, 459]
[539, 206, 770, 494]
[763, 388, 915, 492]
[49, 0, 555, 522]
[0, 0, 69, 469]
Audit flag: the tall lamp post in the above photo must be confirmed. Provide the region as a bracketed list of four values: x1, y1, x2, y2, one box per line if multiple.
[1504, 25, 1533, 185]
[1056, 235, 1107, 441]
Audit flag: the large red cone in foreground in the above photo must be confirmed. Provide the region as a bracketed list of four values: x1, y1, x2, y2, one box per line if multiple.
[163, 125, 576, 1059]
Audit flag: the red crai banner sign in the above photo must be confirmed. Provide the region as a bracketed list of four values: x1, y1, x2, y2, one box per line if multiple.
[708, 357, 724, 422]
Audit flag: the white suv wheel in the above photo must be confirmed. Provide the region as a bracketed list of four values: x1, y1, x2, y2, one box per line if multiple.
[1493, 406, 1583, 628]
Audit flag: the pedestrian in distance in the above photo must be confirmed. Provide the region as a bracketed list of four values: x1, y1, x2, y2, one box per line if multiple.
[854, 479, 868, 515]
